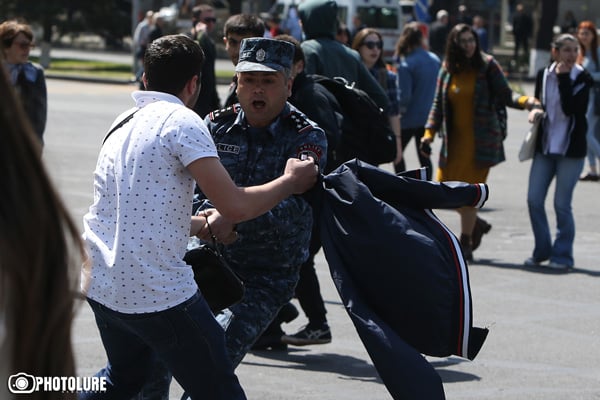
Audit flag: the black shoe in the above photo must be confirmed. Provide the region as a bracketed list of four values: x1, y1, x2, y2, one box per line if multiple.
[471, 217, 492, 251]
[281, 323, 332, 346]
[251, 335, 287, 351]
[579, 173, 599, 181]
[460, 234, 473, 261]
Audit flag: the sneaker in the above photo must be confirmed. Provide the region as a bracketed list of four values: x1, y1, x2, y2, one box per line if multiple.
[546, 261, 571, 271]
[524, 257, 543, 267]
[281, 323, 332, 346]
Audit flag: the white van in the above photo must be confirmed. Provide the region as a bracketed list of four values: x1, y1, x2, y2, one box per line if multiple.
[272, 0, 403, 61]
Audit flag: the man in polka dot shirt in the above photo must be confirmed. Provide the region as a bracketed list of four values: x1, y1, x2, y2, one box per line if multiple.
[80, 34, 318, 399]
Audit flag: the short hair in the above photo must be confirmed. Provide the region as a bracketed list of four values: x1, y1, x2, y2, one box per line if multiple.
[223, 14, 265, 38]
[274, 34, 305, 65]
[0, 20, 34, 50]
[143, 34, 205, 96]
[436, 9, 449, 21]
[193, 4, 214, 17]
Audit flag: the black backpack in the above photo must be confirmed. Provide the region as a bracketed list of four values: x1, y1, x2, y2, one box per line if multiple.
[309, 75, 397, 166]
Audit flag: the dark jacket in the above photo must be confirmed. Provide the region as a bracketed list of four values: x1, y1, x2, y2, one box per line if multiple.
[319, 159, 489, 399]
[298, 0, 389, 111]
[193, 31, 221, 118]
[14, 62, 47, 143]
[289, 72, 342, 172]
[534, 64, 592, 158]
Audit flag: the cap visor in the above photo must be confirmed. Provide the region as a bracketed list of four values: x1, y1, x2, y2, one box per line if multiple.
[235, 61, 282, 73]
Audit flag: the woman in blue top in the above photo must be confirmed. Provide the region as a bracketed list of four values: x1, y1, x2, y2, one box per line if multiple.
[352, 28, 403, 166]
[576, 20, 600, 181]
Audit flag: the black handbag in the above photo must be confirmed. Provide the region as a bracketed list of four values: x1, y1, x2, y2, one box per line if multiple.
[184, 217, 244, 314]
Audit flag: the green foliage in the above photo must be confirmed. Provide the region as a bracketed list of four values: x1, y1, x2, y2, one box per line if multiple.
[1, 0, 132, 49]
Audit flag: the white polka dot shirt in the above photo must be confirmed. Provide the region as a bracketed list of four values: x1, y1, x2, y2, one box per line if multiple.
[83, 91, 218, 313]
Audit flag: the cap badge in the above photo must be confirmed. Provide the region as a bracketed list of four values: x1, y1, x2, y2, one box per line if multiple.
[256, 48, 266, 62]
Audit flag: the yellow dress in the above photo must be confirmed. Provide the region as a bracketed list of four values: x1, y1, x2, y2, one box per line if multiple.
[436, 70, 489, 184]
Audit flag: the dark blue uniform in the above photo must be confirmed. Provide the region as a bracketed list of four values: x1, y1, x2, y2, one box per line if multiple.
[200, 102, 327, 366]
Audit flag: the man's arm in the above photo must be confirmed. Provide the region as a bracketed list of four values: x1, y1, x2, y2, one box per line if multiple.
[187, 156, 317, 225]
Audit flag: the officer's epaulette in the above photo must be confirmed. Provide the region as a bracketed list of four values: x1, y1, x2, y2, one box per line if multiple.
[286, 110, 315, 134]
[209, 104, 240, 121]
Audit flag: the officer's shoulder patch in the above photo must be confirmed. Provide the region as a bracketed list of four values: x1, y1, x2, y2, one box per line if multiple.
[209, 104, 240, 122]
[286, 110, 315, 134]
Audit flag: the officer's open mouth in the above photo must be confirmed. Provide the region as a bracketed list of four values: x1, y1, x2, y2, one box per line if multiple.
[252, 100, 266, 109]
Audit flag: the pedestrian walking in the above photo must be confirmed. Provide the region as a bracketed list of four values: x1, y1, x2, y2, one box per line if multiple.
[525, 34, 593, 270]
[576, 20, 600, 181]
[352, 27, 403, 166]
[394, 22, 441, 179]
[421, 23, 540, 260]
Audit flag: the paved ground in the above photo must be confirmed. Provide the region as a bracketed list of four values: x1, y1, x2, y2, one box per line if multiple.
[42, 75, 600, 399]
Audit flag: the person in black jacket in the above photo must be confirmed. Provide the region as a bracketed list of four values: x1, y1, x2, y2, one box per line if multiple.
[512, 3, 533, 66]
[190, 4, 221, 118]
[525, 34, 593, 270]
[0, 20, 47, 145]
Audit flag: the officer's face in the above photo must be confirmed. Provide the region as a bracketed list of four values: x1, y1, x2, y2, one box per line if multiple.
[236, 71, 292, 128]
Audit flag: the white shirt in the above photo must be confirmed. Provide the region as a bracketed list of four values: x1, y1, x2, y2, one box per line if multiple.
[82, 91, 218, 313]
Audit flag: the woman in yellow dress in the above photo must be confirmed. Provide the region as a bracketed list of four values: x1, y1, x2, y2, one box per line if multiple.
[420, 23, 540, 260]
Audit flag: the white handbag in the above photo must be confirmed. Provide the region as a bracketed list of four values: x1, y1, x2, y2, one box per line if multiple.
[518, 112, 544, 162]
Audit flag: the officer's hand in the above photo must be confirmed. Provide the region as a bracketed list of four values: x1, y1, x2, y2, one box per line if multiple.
[284, 157, 319, 194]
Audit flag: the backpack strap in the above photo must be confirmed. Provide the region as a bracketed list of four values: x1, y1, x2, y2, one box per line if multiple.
[102, 109, 139, 146]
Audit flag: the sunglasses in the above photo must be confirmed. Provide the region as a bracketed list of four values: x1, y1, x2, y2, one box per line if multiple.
[14, 41, 34, 50]
[362, 41, 383, 50]
[203, 17, 217, 23]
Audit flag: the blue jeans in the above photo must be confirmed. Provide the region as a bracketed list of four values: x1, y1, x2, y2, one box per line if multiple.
[526, 153, 584, 266]
[81, 292, 246, 400]
[585, 99, 600, 168]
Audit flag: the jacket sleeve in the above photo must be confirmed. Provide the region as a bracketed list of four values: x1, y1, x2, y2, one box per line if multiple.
[487, 57, 527, 110]
[32, 67, 47, 140]
[425, 66, 446, 132]
[557, 70, 591, 116]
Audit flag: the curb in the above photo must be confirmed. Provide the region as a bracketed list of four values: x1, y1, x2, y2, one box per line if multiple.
[46, 73, 234, 86]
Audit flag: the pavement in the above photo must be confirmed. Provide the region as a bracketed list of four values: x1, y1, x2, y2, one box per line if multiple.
[39, 52, 600, 400]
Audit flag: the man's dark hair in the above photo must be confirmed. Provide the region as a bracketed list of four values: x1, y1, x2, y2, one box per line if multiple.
[223, 14, 265, 37]
[144, 34, 204, 96]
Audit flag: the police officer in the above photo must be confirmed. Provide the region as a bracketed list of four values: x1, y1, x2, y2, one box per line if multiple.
[134, 37, 326, 400]
[197, 37, 327, 366]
